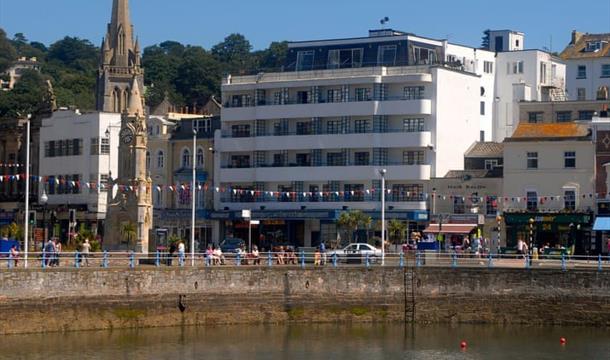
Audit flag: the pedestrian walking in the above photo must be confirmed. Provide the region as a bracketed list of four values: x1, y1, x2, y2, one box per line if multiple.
[319, 242, 327, 265]
[81, 239, 91, 267]
[178, 241, 185, 264]
[9, 245, 19, 267]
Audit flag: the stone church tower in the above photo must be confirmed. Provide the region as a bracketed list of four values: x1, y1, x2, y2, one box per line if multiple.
[104, 79, 153, 253]
[96, 0, 144, 113]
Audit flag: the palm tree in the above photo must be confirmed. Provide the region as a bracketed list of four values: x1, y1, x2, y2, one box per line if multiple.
[387, 219, 407, 245]
[337, 211, 372, 243]
[120, 221, 137, 248]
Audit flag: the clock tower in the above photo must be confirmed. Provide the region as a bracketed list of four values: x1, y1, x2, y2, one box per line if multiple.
[104, 78, 153, 253]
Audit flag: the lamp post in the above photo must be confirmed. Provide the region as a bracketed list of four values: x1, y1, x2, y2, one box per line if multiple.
[40, 190, 48, 249]
[529, 218, 535, 252]
[23, 113, 31, 268]
[379, 169, 387, 266]
[191, 129, 197, 266]
[496, 214, 503, 254]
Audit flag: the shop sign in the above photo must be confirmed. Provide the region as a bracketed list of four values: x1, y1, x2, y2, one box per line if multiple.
[262, 220, 285, 226]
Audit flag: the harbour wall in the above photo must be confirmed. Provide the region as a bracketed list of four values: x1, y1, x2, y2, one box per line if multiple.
[1, 267, 610, 334]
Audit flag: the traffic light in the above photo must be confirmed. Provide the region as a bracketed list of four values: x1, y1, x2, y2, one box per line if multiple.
[28, 210, 36, 225]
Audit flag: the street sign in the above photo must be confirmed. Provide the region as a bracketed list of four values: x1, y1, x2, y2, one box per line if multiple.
[242, 209, 251, 219]
[250, 220, 260, 225]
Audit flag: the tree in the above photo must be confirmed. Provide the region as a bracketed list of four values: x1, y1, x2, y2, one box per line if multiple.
[0, 69, 52, 118]
[120, 222, 137, 247]
[0, 28, 17, 73]
[175, 46, 221, 108]
[253, 41, 288, 71]
[337, 211, 372, 243]
[211, 33, 253, 74]
[387, 219, 407, 244]
[47, 37, 98, 72]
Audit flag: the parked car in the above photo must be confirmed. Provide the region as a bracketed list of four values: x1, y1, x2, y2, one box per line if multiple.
[220, 238, 245, 253]
[327, 243, 382, 262]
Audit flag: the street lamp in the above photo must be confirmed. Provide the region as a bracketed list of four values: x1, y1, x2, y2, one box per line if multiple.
[529, 218, 535, 251]
[378, 169, 387, 266]
[191, 128, 197, 266]
[23, 113, 31, 268]
[40, 190, 48, 249]
[496, 214, 503, 254]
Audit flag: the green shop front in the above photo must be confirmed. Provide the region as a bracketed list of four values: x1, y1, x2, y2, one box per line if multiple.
[504, 212, 593, 255]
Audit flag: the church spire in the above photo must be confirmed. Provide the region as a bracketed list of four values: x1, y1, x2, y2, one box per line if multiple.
[106, 0, 136, 68]
[127, 77, 144, 116]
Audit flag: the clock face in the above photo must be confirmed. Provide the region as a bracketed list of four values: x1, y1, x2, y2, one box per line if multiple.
[120, 127, 134, 144]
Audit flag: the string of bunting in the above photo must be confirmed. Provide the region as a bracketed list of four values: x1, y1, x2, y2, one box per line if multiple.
[1, 174, 603, 202]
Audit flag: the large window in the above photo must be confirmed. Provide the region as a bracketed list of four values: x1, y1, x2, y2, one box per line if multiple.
[403, 118, 425, 132]
[403, 86, 425, 100]
[453, 197, 465, 214]
[354, 152, 370, 166]
[564, 189, 576, 211]
[577, 65, 587, 79]
[197, 148, 204, 167]
[157, 151, 165, 169]
[327, 152, 345, 166]
[194, 119, 211, 133]
[577, 88, 586, 101]
[45, 139, 82, 158]
[564, 151, 576, 168]
[296, 50, 315, 71]
[327, 48, 363, 69]
[528, 112, 543, 123]
[355, 88, 371, 101]
[413, 46, 436, 65]
[392, 184, 424, 202]
[485, 159, 499, 170]
[296, 153, 311, 166]
[231, 124, 250, 138]
[231, 155, 250, 168]
[578, 110, 595, 120]
[377, 45, 397, 66]
[486, 196, 498, 216]
[403, 151, 425, 165]
[527, 191, 538, 211]
[296, 121, 313, 135]
[326, 89, 342, 103]
[181, 149, 191, 168]
[527, 152, 538, 169]
[344, 184, 364, 202]
[556, 111, 572, 122]
[602, 64, 610, 78]
[354, 119, 370, 133]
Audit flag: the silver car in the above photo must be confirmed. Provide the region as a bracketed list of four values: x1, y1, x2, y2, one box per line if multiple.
[327, 243, 382, 262]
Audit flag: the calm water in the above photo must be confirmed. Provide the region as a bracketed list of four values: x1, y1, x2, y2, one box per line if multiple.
[2, 324, 609, 360]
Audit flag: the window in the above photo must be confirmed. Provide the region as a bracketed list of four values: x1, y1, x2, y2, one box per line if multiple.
[403, 151, 425, 165]
[578, 110, 595, 120]
[344, 184, 364, 202]
[327, 48, 363, 69]
[296, 121, 313, 135]
[231, 155, 250, 168]
[510, 61, 524, 74]
[273, 153, 286, 167]
[485, 159, 499, 170]
[231, 124, 250, 138]
[586, 41, 604, 52]
[527, 191, 538, 211]
[453, 197, 465, 214]
[577, 65, 587, 79]
[403, 118, 425, 132]
[101, 138, 110, 154]
[296, 91, 310, 104]
[483, 61, 493, 74]
[100, 174, 109, 192]
[577, 88, 586, 101]
[355, 88, 371, 101]
[90, 137, 100, 155]
[296, 153, 311, 166]
[528, 112, 543, 123]
[326, 89, 342, 103]
[45, 139, 82, 157]
[556, 111, 572, 123]
[597, 86, 609, 100]
[181, 149, 191, 168]
[146, 151, 151, 170]
[527, 152, 538, 169]
[326, 119, 348, 134]
[157, 151, 165, 169]
[480, 101, 486, 115]
[540, 62, 548, 83]
[602, 64, 610, 78]
[327, 152, 345, 166]
[564, 151, 576, 168]
[354, 152, 370, 166]
[564, 190, 576, 211]
[296, 50, 315, 71]
[378, 45, 397, 66]
[197, 148, 204, 167]
[354, 119, 370, 133]
[403, 86, 425, 100]
[194, 119, 211, 133]
[413, 46, 437, 65]
[392, 184, 424, 202]
[486, 196, 498, 216]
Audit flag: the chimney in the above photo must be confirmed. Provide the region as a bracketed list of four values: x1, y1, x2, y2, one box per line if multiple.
[571, 30, 584, 45]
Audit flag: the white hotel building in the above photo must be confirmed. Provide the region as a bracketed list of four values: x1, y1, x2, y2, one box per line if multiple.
[214, 29, 496, 247]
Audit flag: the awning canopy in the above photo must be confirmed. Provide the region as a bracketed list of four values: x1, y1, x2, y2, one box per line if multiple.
[424, 224, 477, 234]
[593, 217, 610, 231]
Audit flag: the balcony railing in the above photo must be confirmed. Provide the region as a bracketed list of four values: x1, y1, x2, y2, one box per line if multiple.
[224, 95, 426, 109]
[221, 161, 426, 169]
[222, 128, 428, 138]
[221, 193, 425, 204]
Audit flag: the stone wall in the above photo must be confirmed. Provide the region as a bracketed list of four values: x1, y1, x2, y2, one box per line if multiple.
[1, 267, 610, 334]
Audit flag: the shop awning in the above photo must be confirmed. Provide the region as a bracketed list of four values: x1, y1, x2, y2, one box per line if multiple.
[593, 217, 610, 231]
[423, 224, 477, 234]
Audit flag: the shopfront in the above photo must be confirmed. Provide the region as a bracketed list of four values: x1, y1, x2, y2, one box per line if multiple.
[504, 212, 594, 255]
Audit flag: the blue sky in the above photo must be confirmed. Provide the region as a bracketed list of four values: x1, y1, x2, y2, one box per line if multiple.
[1, 0, 609, 51]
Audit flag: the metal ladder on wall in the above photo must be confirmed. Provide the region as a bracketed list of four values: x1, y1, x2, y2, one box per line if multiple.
[403, 254, 416, 324]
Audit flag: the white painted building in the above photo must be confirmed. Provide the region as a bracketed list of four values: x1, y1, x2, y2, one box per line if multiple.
[214, 29, 496, 248]
[561, 31, 610, 102]
[38, 110, 120, 237]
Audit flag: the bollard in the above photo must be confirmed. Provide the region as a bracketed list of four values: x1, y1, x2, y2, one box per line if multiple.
[300, 251, 305, 269]
[102, 251, 109, 268]
[366, 253, 370, 268]
[332, 253, 338, 268]
[267, 252, 273, 267]
[416, 251, 422, 268]
[155, 251, 160, 267]
[561, 254, 567, 271]
[236, 252, 241, 266]
[488, 253, 493, 269]
[129, 251, 135, 269]
[74, 252, 80, 268]
[8, 253, 13, 269]
[599, 254, 603, 272]
[399, 252, 405, 268]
